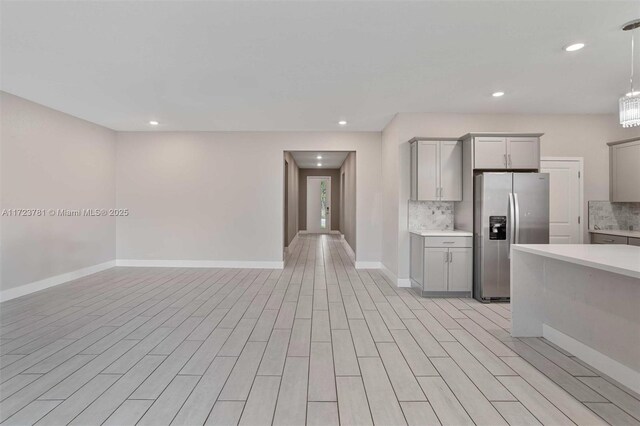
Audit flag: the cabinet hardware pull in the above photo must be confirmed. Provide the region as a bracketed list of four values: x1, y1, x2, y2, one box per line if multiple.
[442, 241, 455, 244]
[504, 154, 507, 167]
[449, 252, 453, 262]
[508, 154, 512, 167]
[603, 239, 614, 242]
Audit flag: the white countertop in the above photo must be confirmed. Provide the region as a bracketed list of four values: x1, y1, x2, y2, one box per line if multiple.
[409, 230, 473, 237]
[589, 229, 640, 239]
[512, 244, 640, 279]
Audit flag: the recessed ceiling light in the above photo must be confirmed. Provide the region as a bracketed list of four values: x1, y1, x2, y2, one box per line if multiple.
[149, 120, 159, 125]
[492, 91, 505, 97]
[317, 163, 322, 167]
[317, 155, 322, 160]
[338, 120, 347, 126]
[564, 43, 585, 52]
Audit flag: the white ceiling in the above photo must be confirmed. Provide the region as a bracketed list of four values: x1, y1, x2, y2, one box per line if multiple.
[1, 1, 638, 131]
[289, 151, 350, 169]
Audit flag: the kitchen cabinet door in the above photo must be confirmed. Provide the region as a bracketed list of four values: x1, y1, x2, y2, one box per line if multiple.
[507, 137, 539, 169]
[611, 140, 640, 202]
[424, 248, 448, 292]
[439, 140, 462, 201]
[474, 137, 507, 169]
[417, 141, 439, 200]
[447, 248, 472, 292]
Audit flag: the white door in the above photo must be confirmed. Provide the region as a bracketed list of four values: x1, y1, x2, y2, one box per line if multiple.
[540, 158, 583, 244]
[417, 141, 439, 200]
[307, 176, 331, 233]
[507, 137, 539, 169]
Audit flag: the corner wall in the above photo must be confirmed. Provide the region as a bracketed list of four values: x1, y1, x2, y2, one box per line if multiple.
[381, 112, 640, 282]
[0, 92, 116, 299]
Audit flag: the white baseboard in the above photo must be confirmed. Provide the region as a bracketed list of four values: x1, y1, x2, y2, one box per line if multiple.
[0, 260, 116, 302]
[381, 265, 412, 288]
[543, 324, 640, 394]
[354, 261, 382, 269]
[116, 259, 284, 269]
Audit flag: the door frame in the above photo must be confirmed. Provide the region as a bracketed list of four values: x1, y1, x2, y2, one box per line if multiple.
[306, 176, 332, 233]
[540, 157, 584, 243]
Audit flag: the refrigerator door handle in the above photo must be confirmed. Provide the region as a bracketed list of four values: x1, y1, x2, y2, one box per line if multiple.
[508, 192, 515, 259]
[514, 193, 521, 244]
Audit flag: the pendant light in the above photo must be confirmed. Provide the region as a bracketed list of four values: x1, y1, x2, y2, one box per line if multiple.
[620, 19, 640, 128]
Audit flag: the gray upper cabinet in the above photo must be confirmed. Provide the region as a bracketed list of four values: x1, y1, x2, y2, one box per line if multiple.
[410, 138, 462, 201]
[473, 136, 539, 170]
[609, 138, 640, 202]
[474, 137, 508, 169]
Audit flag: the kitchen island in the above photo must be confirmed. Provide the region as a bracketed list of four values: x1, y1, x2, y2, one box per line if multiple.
[511, 244, 640, 393]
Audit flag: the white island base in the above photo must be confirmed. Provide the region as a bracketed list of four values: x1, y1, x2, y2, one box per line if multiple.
[511, 244, 640, 394]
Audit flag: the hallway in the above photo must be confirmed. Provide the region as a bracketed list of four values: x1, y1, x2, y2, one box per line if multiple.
[0, 234, 638, 425]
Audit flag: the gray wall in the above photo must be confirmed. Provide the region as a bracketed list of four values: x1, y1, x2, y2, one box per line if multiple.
[284, 152, 299, 246]
[298, 168, 341, 232]
[340, 152, 357, 252]
[1, 92, 116, 293]
[116, 132, 382, 264]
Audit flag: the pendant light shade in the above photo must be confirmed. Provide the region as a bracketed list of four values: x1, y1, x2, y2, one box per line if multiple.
[620, 19, 640, 128]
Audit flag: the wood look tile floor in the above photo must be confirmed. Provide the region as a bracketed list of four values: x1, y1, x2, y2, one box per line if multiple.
[1, 234, 639, 425]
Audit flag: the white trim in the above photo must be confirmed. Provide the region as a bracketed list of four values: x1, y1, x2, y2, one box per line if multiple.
[116, 259, 284, 269]
[0, 260, 116, 302]
[355, 261, 382, 269]
[543, 324, 640, 394]
[381, 265, 412, 288]
[540, 156, 585, 244]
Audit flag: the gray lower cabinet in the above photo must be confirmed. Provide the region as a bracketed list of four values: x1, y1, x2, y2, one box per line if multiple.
[590, 232, 640, 245]
[410, 234, 472, 297]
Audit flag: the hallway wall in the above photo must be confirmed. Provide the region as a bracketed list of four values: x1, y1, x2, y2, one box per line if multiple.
[284, 152, 299, 247]
[298, 168, 341, 232]
[341, 152, 357, 252]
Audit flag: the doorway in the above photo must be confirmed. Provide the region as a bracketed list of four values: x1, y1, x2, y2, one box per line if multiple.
[307, 176, 331, 233]
[540, 157, 584, 243]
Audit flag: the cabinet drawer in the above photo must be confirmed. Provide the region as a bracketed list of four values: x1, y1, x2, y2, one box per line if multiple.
[591, 233, 628, 244]
[629, 237, 640, 247]
[424, 236, 472, 248]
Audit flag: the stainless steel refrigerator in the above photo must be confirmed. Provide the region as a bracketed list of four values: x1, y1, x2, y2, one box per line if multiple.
[474, 173, 549, 302]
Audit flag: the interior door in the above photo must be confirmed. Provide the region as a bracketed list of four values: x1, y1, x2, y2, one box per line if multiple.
[424, 248, 448, 292]
[307, 176, 331, 233]
[507, 137, 539, 169]
[439, 141, 462, 201]
[417, 141, 439, 200]
[540, 159, 582, 243]
[474, 137, 507, 169]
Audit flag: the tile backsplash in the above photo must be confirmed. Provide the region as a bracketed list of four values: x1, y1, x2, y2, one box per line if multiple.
[408, 200, 454, 231]
[588, 201, 640, 231]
